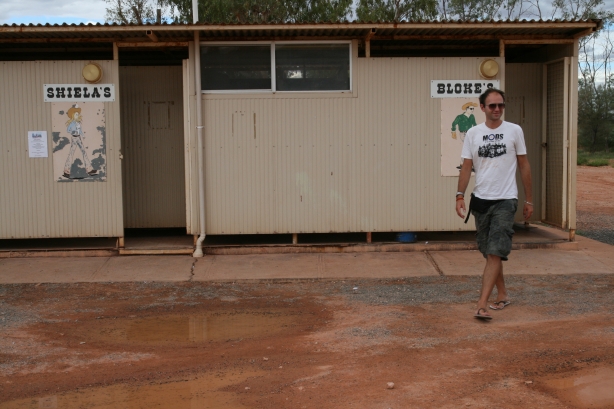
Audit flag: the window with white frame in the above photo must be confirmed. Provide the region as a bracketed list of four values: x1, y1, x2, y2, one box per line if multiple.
[200, 42, 351, 92]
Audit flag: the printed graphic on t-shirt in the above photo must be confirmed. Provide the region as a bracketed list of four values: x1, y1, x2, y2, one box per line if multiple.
[478, 133, 507, 158]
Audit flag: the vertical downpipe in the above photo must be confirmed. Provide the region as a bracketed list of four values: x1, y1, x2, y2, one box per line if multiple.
[193, 28, 206, 257]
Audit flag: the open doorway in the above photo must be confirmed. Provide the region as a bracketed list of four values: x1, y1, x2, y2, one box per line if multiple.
[119, 54, 191, 253]
[505, 43, 576, 231]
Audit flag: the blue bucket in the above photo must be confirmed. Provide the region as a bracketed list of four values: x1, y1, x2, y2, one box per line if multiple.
[396, 232, 417, 243]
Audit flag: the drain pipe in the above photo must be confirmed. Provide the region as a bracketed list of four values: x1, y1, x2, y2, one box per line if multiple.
[192, 23, 206, 257]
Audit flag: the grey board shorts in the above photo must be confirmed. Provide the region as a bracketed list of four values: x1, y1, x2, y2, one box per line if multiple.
[473, 199, 518, 261]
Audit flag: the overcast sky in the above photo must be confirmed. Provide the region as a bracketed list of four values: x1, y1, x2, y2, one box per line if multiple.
[1, 0, 613, 25]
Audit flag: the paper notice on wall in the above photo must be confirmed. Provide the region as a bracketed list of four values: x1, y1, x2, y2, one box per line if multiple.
[28, 131, 48, 158]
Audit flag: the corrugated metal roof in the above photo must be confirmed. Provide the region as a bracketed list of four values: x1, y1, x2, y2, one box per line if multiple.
[0, 19, 600, 43]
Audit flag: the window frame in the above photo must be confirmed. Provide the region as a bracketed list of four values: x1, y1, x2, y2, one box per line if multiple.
[199, 40, 352, 94]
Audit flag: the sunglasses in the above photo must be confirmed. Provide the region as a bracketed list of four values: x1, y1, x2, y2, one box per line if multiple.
[468, 107, 475, 110]
[486, 103, 505, 110]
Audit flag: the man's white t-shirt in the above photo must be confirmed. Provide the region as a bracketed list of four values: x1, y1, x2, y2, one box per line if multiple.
[461, 121, 527, 200]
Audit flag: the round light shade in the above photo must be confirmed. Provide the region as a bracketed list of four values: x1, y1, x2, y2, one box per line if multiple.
[82, 63, 103, 83]
[479, 59, 499, 79]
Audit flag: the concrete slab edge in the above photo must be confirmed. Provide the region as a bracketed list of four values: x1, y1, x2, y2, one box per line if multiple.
[118, 249, 194, 255]
[203, 241, 577, 255]
[0, 240, 576, 258]
[0, 249, 118, 258]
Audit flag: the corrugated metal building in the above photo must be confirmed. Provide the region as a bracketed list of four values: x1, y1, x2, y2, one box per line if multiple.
[0, 20, 599, 252]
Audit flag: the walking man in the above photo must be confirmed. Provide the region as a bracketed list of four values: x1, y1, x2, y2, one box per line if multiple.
[455, 88, 533, 320]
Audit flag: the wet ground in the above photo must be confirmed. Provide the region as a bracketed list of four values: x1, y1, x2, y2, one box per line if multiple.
[1, 166, 613, 408]
[1, 277, 613, 409]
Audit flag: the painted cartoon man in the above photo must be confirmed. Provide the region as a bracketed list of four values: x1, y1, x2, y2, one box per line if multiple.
[63, 104, 97, 178]
[451, 102, 478, 141]
[452, 102, 478, 170]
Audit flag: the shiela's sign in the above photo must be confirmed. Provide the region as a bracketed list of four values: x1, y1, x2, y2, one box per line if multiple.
[431, 80, 500, 98]
[44, 84, 115, 102]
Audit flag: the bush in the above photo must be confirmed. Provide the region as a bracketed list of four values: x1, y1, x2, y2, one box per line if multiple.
[577, 149, 614, 166]
[587, 158, 610, 166]
[577, 156, 589, 165]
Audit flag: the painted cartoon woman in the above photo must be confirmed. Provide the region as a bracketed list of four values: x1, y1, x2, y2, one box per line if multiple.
[63, 104, 97, 178]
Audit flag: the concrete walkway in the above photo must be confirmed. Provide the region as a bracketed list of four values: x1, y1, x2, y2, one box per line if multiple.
[0, 227, 612, 284]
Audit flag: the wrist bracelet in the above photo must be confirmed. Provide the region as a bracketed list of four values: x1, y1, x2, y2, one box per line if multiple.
[524, 201, 533, 205]
[456, 191, 464, 197]
[456, 196, 464, 201]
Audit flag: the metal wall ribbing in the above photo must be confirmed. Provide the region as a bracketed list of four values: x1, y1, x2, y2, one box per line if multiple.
[189, 47, 510, 234]
[119, 66, 186, 228]
[506, 63, 543, 222]
[0, 61, 123, 239]
[545, 60, 566, 227]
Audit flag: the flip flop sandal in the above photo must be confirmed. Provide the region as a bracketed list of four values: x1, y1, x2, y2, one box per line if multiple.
[474, 308, 492, 320]
[489, 300, 511, 310]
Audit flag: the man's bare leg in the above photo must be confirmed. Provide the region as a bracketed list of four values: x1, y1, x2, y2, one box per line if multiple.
[494, 269, 508, 303]
[477, 255, 503, 315]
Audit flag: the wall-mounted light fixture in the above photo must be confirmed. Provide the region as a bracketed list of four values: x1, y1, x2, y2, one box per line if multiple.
[82, 62, 103, 83]
[479, 59, 499, 79]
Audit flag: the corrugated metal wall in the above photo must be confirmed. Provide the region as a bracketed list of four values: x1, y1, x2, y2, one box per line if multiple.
[505, 63, 543, 222]
[119, 66, 186, 228]
[545, 60, 567, 227]
[0, 61, 123, 239]
[189, 47, 511, 234]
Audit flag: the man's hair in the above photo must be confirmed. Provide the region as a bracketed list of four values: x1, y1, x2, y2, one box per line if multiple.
[479, 88, 505, 106]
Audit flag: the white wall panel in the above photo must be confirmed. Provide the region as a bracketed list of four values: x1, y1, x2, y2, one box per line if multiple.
[192, 52, 506, 234]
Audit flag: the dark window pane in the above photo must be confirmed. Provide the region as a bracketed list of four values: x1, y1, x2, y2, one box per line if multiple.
[275, 44, 350, 91]
[201, 46, 271, 91]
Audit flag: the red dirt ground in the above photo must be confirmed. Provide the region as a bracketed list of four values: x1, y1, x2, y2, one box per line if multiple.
[576, 165, 614, 215]
[1, 166, 614, 409]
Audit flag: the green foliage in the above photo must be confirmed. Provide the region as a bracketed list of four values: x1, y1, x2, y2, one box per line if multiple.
[105, 0, 159, 24]
[577, 150, 614, 166]
[355, 0, 438, 22]
[105, 0, 614, 25]
[586, 158, 611, 166]
[552, 0, 613, 20]
[578, 78, 614, 153]
[445, 0, 501, 20]
[577, 155, 590, 165]
[153, 0, 352, 23]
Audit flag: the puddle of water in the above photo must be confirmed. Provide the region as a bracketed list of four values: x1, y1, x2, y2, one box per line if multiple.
[85, 312, 296, 345]
[2, 370, 263, 409]
[542, 366, 614, 408]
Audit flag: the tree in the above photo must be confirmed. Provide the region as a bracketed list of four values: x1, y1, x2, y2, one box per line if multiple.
[578, 77, 614, 151]
[105, 0, 176, 24]
[437, 0, 535, 20]
[355, 0, 438, 22]
[151, 0, 352, 24]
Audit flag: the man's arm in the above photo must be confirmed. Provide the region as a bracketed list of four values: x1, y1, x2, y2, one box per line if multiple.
[517, 154, 533, 220]
[455, 158, 473, 219]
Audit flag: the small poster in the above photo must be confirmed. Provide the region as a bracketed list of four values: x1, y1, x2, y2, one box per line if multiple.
[440, 98, 485, 177]
[52, 102, 106, 182]
[28, 131, 48, 158]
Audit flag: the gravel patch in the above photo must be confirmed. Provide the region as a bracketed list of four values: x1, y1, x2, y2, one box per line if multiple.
[333, 275, 614, 316]
[576, 210, 614, 245]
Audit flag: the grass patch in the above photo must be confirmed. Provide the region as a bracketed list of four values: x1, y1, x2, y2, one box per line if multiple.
[577, 150, 614, 167]
[586, 158, 610, 166]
